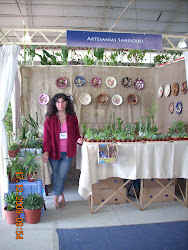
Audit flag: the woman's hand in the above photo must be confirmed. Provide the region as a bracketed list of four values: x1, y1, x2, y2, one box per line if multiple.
[77, 137, 83, 145]
[42, 152, 49, 163]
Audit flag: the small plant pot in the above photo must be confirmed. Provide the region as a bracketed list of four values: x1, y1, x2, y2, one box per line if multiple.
[27, 172, 37, 182]
[24, 208, 42, 224]
[8, 172, 19, 183]
[4, 207, 20, 224]
[8, 149, 18, 158]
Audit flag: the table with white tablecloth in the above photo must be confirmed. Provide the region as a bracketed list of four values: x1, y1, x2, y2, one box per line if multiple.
[76, 141, 188, 212]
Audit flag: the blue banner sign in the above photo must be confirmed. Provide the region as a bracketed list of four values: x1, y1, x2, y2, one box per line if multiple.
[67, 30, 162, 50]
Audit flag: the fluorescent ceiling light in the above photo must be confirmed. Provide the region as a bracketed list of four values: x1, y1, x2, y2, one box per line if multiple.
[178, 40, 187, 48]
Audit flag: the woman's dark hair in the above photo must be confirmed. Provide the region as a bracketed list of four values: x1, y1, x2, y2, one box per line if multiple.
[45, 93, 75, 117]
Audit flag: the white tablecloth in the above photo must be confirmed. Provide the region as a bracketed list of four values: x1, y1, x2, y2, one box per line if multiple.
[76, 141, 188, 199]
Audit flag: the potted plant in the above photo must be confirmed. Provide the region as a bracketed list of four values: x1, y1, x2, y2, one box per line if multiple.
[4, 191, 22, 224]
[8, 142, 20, 158]
[23, 152, 41, 182]
[7, 155, 25, 183]
[23, 193, 45, 224]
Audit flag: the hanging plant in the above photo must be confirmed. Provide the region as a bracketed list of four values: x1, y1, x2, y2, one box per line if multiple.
[94, 48, 104, 65]
[127, 49, 146, 64]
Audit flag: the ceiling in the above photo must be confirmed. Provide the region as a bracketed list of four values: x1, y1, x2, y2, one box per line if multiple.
[0, 0, 188, 50]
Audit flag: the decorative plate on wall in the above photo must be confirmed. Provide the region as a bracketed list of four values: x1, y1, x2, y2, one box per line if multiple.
[106, 76, 117, 88]
[164, 84, 171, 97]
[180, 81, 187, 94]
[111, 94, 123, 106]
[157, 85, 163, 97]
[172, 82, 179, 96]
[127, 94, 138, 105]
[176, 101, 183, 114]
[97, 93, 108, 105]
[169, 102, 174, 114]
[134, 78, 144, 90]
[56, 77, 67, 89]
[90, 77, 102, 88]
[74, 76, 85, 87]
[121, 77, 132, 88]
[79, 93, 91, 105]
[38, 94, 50, 105]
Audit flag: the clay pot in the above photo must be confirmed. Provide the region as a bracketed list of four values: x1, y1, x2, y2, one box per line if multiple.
[27, 172, 37, 182]
[8, 172, 19, 183]
[4, 207, 20, 224]
[8, 149, 19, 158]
[24, 208, 42, 224]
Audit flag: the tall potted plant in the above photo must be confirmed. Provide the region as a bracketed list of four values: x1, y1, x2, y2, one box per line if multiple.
[7, 155, 25, 183]
[4, 191, 22, 224]
[23, 152, 41, 182]
[23, 193, 45, 224]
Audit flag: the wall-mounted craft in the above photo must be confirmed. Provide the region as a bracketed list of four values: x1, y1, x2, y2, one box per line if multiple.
[176, 101, 183, 114]
[38, 94, 50, 105]
[157, 85, 163, 97]
[127, 93, 138, 105]
[56, 77, 67, 89]
[79, 93, 91, 105]
[111, 94, 123, 106]
[164, 84, 171, 97]
[97, 93, 108, 105]
[134, 78, 144, 90]
[169, 102, 174, 114]
[106, 76, 117, 88]
[121, 77, 132, 88]
[172, 82, 179, 96]
[180, 81, 187, 94]
[74, 76, 85, 87]
[90, 77, 102, 88]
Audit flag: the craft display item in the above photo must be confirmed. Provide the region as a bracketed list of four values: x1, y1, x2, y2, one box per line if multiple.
[56, 77, 67, 89]
[176, 101, 183, 114]
[38, 94, 49, 105]
[157, 85, 163, 97]
[97, 93, 108, 105]
[90, 77, 102, 88]
[180, 81, 187, 94]
[111, 94, 123, 106]
[172, 83, 179, 96]
[79, 93, 91, 105]
[127, 94, 138, 105]
[105, 76, 117, 88]
[74, 76, 85, 87]
[164, 84, 171, 97]
[169, 102, 174, 114]
[98, 144, 118, 164]
[134, 78, 144, 90]
[121, 77, 132, 88]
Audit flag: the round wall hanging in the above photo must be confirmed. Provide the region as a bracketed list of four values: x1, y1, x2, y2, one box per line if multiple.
[134, 78, 144, 90]
[164, 84, 171, 97]
[74, 76, 85, 87]
[97, 93, 108, 105]
[157, 85, 163, 97]
[176, 101, 183, 114]
[38, 94, 50, 105]
[111, 94, 123, 106]
[180, 81, 187, 94]
[56, 77, 67, 89]
[106, 76, 117, 88]
[169, 102, 174, 114]
[79, 93, 91, 105]
[90, 77, 102, 88]
[127, 94, 138, 105]
[172, 82, 179, 96]
[121, 77, 132, 88]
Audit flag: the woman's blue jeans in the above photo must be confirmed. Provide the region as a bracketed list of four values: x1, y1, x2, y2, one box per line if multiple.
[49, 152, 72, 196]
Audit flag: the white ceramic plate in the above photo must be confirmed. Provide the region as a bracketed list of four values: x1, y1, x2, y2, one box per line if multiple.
[79, 93, 91, 105]
[157, 85, 163, 97]
[111, 94, 123, 106]
[106, 76, 117, 88]
[38, 94, 50, 105]
[164, 84, 171, 97]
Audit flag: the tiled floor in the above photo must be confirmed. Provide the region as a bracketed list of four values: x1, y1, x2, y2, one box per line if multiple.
[1, 180, 188, 250]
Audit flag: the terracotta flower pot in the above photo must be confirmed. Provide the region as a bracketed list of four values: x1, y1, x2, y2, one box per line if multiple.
[24, 208, 42, 224]
[8, 149, 19, 158]
[4, 207, 20, 224]
[27, 172, 37, 182]
[8, 172, 19, 183]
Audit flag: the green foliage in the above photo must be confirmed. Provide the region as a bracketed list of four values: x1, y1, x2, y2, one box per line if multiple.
[83, 49, 95, 65]
[4, 191, 22, 211]
[168, 120, 187, 135]
[127, 49, 146, 63]
[23, 193, 44, 210]
[25, 112, 39, 130]
[94, 48, 104, 63]
[5, 103, 13, 135]
[117, 117, 124, 131]
[7, 155, 25, 181]
[153, 51, 182, 65]
[8, 142, 19, 151]
[23, 152, 41, 177]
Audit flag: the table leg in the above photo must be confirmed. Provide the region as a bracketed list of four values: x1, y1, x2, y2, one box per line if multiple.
[186, 179, 188, 206]
[139, 179, 143, 211]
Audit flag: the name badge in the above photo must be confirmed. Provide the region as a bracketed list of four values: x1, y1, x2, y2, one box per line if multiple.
[60, 132, 67, 139]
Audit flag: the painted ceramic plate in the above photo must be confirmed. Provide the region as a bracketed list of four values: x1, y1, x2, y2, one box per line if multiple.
[157, 85, 163, 97]
[79, 93, 91, 105]
[90, 77, 102, 88]
[38, 94, 49, 105]
[67, 94, 73, 102]
[172, 82, 179, 96]
[74, 76, 85, 87]
[111, 94, 123, 106]
[97, 93, 108, 105]
[164, 84, 171, 97]
[106, 76, 117, 88]
[180, 81, 187, 94]
[56, 77, 67, 89]
[169, 102, 174, 114]
[121, 77, 132, 88]
[134, 78, 144, 90]
[127, 94, 138, 105]
[176, 101, 183, 114]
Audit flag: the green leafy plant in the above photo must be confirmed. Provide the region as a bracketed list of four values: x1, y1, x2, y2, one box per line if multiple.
[94, 48, 104, 65]
[4, 191, 22, 211]
[117, 117, 124, 131]
[25, 112, 39, 130]
[127, 49, 146, 64]
[23, 152, 41, 179]
[7, 155, 25, 181]
[23, 193, 44, 210]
